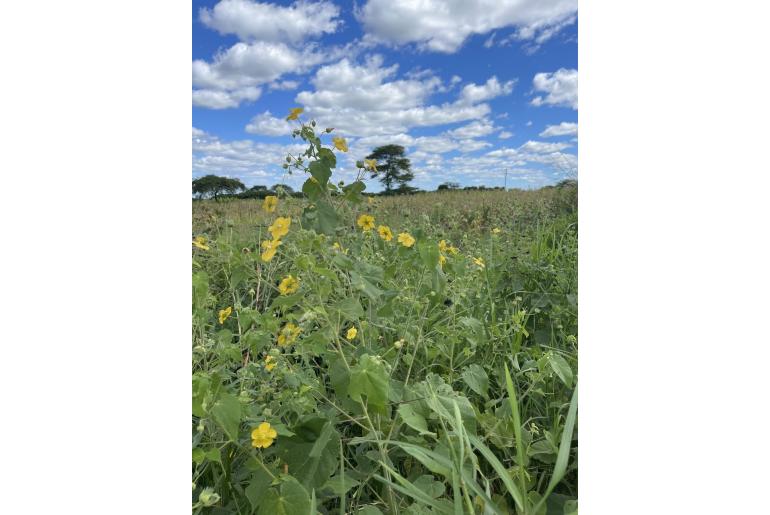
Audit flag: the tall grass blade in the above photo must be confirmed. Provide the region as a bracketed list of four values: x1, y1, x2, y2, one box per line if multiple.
[504, 363, 529, 511]
[531, 385, 578, 514]
[374, 462, 447, 512]
[467, 433, 526, 512]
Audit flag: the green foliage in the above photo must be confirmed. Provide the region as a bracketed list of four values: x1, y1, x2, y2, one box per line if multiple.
[192, 113, 577, 514]
[366, 144, 414, 194]
[192, 174, 246, 200]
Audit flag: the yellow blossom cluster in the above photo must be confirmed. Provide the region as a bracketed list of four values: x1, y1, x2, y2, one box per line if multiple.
[251, 422, 277, 448]
[277, 322, 301, 347]
[278, 275, 300, 295]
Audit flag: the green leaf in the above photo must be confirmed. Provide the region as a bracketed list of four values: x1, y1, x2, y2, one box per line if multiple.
[531, 385, 578, 514]
[382, 441, 452, 479]
[461, 364, 489, 399]
[564, 499, 578, 515]
[308, 160, 332, 185]
[245, 467, 272, 511]
[350, 271, 383, 301]
[302, 177, 324, 201]
[280, 418, 341, 490]
[332, 297, 364, 321]
[318, 147, 336, 168]
[413, 475, 445, 499]
[504, 364, 528, 508]
[323, 475, 360, 496]
[258, 477, 311, 515]
[192, 373, 211, 418]
[192, 448, 205, 465]
[342, 180, 366, 203]
[467, 434, 526, 512]
[548, 354, 574, 388]
[397, 403, 435, 436]
[210, 392, 240, 442]
[417, 240, 439, 268]
[315, 200, 340, 235]
[349, 354, 389, 413]
[192, 271, 210, 312]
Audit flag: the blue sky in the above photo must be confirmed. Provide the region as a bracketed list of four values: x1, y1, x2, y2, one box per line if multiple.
[192, 0, 577, 192]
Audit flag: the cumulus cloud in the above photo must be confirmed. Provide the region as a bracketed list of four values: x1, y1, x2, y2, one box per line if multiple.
[498, 131, 513, 139]
[245, 111, 294, 136]
[193, 127, 306, 184]
[447, 119, 497, 139]
[199, 0, 341, 43]
[539, 121, 578, 137]
[192, 41, 328, 109]
[358, 0, 577, 53]
[458, 76, 516, 105]
[531, 68, 577, 109]
[192, 86, 261, 110]
[293, 57, 493, 136]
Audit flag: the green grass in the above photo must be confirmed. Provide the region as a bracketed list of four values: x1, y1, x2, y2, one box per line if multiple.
[192, 186, 577, 514]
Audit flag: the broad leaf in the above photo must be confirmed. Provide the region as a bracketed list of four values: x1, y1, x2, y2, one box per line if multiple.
[349, 355, 389, 413]
[258, 476, 311, 515]
[209, 392, 240, 442]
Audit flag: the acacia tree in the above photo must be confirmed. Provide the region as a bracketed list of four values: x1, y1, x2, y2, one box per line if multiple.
[192, 175, 246, 200]
[365, 145, 415, 195]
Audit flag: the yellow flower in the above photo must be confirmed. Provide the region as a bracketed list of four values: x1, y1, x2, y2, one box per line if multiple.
[397, 232, 415, 248]
[269, 217, 291, 239]
[377, 225, 393, 242]
[346, 327, 358, 340]
[251, 422, 277, 448]
[438, 239, 448, 252]
[357, 214, 375, 231]
[278, 275, 300, 295]
[286, 107, 303, 121]
[448, 245, 460, 255]
[332, 136, 348, 152]
[473, 257, 485, 269]
[364, 159, 378, 172]
[264, 355, 276, 372]
[277, 322, 301, 347]
[492, 227, 501, 234]
[261, 239, 282, 262]
[218, 306, 233, 324]
[263, 196, 278, 213]
[193, 236, 210, 251]
[439, 254, 447, 267]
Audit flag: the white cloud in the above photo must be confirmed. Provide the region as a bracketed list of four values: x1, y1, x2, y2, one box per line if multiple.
[516, 140, 572, 154]
[199, 0, 340, 44]
[269, 80, 300, 91]
[245, 111, 293, 136]
[498, 131, 513, 139]
[531, 68, 577, 109]
[293, 57, 492, 136]
[193, 42, 322, 91]
[539, 121, 578, 137]
[447, 119, 496, 139]
[458, 76, 516, 105]
[358, 0, 577, 53]
[192, 41, 328, 109]
[192, 127, 309, 186]
[192, 86, 261, 109]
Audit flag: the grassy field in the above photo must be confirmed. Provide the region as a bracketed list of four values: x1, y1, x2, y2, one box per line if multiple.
[192, 184, 577, 514]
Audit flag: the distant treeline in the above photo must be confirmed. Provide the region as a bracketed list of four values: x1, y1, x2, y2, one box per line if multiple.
[192, 174, 576, 201]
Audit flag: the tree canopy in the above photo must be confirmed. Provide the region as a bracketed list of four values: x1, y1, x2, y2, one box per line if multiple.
[192, 175, 246, 200]
[365, 145, 414, 194]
